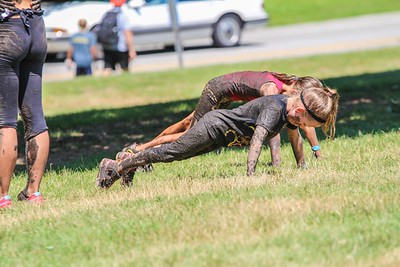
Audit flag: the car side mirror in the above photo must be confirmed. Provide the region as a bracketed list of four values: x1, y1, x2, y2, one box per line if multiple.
[127, 0, 146, 9]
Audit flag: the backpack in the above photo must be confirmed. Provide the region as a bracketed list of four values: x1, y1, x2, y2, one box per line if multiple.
[97, 9, 120, 50]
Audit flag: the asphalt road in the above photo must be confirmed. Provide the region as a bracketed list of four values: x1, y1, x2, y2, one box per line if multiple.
[43, 12, 400, 82]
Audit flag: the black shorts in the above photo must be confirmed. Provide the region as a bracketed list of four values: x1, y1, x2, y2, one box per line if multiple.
[0, 14, 48, 139]
[192, 77, 232, 123]
[76, 66, 92, 76]
[103, 49, 129, 70]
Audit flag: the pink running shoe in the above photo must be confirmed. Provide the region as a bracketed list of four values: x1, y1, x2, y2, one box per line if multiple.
[27, 192, 45, 206]
[0, 196, 12, 209]
[17, 191, 45, 206]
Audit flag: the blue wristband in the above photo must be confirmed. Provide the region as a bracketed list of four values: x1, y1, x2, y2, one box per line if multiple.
[312, 145, 320, 152]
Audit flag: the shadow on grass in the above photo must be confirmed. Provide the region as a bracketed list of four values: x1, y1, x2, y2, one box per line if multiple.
[15, 70, 400, 173]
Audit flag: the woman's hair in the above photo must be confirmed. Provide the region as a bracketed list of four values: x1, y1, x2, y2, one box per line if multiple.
[271, 72, 324, 93]
[297, 86, 339, 139]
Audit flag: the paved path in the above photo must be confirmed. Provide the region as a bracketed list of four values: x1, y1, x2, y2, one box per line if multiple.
[43, 12, 400, 82]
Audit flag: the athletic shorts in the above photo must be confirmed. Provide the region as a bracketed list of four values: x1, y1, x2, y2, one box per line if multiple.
[0, 14, 48, 139]
[192, 77, 232, 123]
[103, 49, 129, 70]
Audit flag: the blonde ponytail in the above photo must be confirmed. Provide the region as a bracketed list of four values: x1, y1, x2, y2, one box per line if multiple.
[271, 72, 323, 91]
[300, 86, 339, 139]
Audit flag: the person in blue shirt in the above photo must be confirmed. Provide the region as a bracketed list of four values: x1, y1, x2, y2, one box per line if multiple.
[67, 18, 97, 76]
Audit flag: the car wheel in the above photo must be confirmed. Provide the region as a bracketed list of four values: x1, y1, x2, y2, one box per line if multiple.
[212, 14, 242, 47]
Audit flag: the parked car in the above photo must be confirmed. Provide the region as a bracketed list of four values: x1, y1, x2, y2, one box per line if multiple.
[43, 0, 269, 58]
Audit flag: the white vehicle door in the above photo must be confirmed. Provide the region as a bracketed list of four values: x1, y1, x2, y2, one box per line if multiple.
[176, 0, 219, 28]
[126, 0, 170, 34]
[126, 0, 219, 31]
[124, 0, 224, 46]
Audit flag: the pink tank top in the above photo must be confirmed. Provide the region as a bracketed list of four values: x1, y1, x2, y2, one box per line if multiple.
[265, 73, 284, 93]
[216, 71, 285, 102]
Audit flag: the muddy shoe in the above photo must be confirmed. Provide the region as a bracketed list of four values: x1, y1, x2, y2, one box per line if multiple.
[121, 142, 139, 153]
[120, 169, 136, 187]
[136, 162, 153, 173]
[118, 146, 154, 173]
[27, 192, 45, 205]
[116, 151, 133, 162]
[17, 190, 29, 201]
[96, 158, 121, 189]
[17, 191, 45, 206]
[140, 163, 153, 172]
[115, 151, 136, 187]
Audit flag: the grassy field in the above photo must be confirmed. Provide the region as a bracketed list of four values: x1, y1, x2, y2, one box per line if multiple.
[0, 46, 399, 266]
[265, 0, 400, 26]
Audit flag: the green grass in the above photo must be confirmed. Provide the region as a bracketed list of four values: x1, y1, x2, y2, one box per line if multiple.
[2, 4, 400, 266]
[2, 44, 400, 266]
[43, 47, 400, 116]
[1, 133, 399, 266]
[265, 0, 400, 26]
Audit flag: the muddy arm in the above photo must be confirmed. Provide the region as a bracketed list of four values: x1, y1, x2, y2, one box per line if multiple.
[288, 128, 306, 168]
[247, 125, 268, 176]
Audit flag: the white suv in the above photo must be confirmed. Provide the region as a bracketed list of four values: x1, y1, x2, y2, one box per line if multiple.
[44, 0, 269, 57]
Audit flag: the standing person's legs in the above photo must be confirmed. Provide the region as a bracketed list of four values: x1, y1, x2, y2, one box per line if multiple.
[17, 131, 49, 200]
[17, 15, 49, 202]
[76, 66, 92, 76]
[0, 19, 29, 207]
[103, 49, 116, 76]
[0, 126, 18, 200]
[117, 51, 130, 72]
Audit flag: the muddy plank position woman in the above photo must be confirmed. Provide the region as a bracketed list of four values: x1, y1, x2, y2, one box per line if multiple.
[96, 86, 339, 189]
[0, 0, 49, 208]
[125, 71, 324, 164]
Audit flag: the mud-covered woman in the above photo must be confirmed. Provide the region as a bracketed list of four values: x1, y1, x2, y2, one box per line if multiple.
[96, 86, 339, 189]
[0, 0, 49, 208]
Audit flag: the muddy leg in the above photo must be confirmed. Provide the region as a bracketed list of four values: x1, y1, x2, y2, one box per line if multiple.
[0, 128, 18, 198]
[135, 112, 194, 151]
[119, 119, 219, 172]
[18, 130, 49, 200]
[155, 111, 194, 138]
